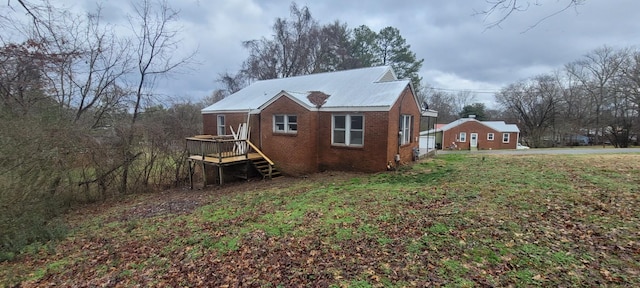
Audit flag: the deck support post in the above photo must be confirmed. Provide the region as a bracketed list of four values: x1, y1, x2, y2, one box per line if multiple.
[201, 161, 207, 188]
[188, 159, 194, 190]
[218, 166, 224, 186]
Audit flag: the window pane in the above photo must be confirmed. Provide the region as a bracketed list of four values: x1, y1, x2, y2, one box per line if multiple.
[288, 115, 297, 123]
[351, 115, 363, 129]
[288, 124, 297, 131]
[334, 130, 345, 144]
[401, 115, 411, 144]
[276, 124, 285, 131]
[350, 131, 363, 145]
[275, 115, 284, 123]
[334, 115, 345, 129]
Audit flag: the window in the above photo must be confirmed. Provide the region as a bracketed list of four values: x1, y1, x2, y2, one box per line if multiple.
[459, 132, 467, 142]
[332, 114, 364, 146]
[487, 133, 494, 141]
[217, 115, 225, 135]
[503, 133, 510, 143]
[274, 114, 297, 134]
[400, 115, 412, 145]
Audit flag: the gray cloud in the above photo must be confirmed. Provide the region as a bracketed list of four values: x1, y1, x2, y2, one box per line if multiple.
[55, 0, 640, 105]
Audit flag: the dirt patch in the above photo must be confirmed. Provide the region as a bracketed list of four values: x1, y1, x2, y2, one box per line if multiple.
[66, 171, 366, 224]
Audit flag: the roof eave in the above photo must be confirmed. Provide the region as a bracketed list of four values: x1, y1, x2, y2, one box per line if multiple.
[202, 109, 252, 114]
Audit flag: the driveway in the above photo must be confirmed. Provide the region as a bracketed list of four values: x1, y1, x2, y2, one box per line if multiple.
[436, 147, 640, 155]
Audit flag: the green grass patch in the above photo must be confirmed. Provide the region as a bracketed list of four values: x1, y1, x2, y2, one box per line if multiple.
[2, 153, 640, 287]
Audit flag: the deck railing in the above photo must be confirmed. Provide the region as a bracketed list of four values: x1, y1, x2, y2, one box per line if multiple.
[186, 136, 249, 163]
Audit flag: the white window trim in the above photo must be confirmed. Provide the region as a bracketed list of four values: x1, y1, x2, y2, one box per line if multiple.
[459, 132, 467, 142]
[503, 133, 510, 143]
[400, 115, 412, 145]
[332, 114, 364, 147]
[487, 133, 494, 141]
[217, 115, 225, 135]
[273, 114, 297, 134]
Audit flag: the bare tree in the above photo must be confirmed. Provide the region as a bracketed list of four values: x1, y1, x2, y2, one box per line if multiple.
[418, 84, 459, 123]
[117, 0, 194, 193]
[452, 90, 478, 115]
[496, 75, 560, 147]
[565, 46, 627, 145]
[242, 3, 319, 81]
[312, 20, 354, 72]
[478, 0, 585, 31]
[37, 6, 131, 127]
[202, 89, 226, 106]
[0, 40, 50, 115]
[217, 71, 249, 95]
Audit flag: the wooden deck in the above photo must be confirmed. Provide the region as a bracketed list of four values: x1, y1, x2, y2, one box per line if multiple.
[186, 137, 279, 187]
[187, 152, 263, 165]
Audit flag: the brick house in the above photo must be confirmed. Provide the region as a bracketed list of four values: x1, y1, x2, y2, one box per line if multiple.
[200, 66, 437, 175]
[422, 117, 520, 150]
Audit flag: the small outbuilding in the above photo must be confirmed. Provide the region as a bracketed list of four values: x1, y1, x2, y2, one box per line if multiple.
[422, 117, 520, 150]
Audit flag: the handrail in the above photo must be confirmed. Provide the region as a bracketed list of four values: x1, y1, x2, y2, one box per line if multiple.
[185, 137, 235, 143]
[186, 137, 246, 163]
[246, 140, 275, 166]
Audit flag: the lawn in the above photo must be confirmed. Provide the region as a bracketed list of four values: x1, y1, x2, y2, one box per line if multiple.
[1, 153, 639, 287]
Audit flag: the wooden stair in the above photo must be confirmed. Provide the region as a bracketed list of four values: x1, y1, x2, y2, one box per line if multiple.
[252, 158, 282, 179]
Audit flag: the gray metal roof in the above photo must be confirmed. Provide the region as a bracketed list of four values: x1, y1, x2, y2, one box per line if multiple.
[202, 66, 412, 113]
[420, 118, 520, 134]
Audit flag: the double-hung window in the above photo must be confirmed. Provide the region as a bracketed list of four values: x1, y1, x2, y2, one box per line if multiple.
[274, 115, 297, 134]
[400, 115, 412, 145]
[217, 115, 225, 135]
[459, 132, 467, 142]
[332, 114, 364, 146]
[502, 133, 510, 143]
[487, 133, 494, 141]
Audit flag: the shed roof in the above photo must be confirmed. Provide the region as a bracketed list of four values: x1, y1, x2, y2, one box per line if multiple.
[421, 118, 520, 135]
[202, 66, 413, 114]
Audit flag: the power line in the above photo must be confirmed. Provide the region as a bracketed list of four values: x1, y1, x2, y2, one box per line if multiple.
[426, 87, 500, 94]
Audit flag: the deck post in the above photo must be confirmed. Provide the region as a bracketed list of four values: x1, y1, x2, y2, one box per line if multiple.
[218, 166, 224, 186]
[188, 159, 194, 190]
[201, 161, 207, 188]
[246, 160, 250, 180]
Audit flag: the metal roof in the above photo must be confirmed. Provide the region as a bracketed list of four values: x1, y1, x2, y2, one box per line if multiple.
[202, 66, 412, 113]
[420, 118, 520, 134]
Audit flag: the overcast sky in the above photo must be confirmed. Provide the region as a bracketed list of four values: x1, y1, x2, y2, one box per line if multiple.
[31, 1, 640, 106]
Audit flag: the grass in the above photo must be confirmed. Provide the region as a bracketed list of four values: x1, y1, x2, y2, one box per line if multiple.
[1, 153, 639, 286]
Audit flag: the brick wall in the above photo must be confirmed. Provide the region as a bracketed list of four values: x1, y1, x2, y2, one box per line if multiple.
[260, 96, 318, 175]
[443, 121, 518, 150]
[386, 86, 421, 167]
[316, 111, 389, 173]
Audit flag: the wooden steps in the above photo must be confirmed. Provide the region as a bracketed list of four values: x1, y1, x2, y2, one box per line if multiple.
[252, 158, 282, 179]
